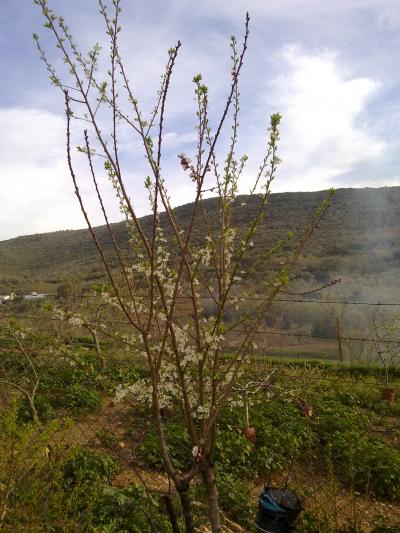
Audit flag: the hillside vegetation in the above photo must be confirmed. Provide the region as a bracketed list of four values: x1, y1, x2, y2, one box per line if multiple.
[1, 186, 399, 307]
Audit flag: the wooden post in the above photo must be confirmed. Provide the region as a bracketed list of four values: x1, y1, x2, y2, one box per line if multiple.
[336, 317, 343, 363]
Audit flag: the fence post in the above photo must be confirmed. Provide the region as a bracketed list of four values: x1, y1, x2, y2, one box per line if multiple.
[336, 317, 344, 363]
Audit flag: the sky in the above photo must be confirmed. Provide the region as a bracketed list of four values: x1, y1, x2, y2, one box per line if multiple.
[1, 0, 400, 240]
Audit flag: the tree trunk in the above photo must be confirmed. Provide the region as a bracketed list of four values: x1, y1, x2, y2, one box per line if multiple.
[377, 351, 389, 386]
[335, 317, 343, 363]
[0, 498, 9, 529]
[203, 465, 221, 533]
[27, 394, 40, 424]
[90, 328, 106, 370]
[177, 480, 195, 533]
[163, 494, 180, 533]
[151, 390, 195, 532]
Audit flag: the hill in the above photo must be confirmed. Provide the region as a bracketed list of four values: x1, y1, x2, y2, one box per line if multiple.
[1, 186, 399, 310]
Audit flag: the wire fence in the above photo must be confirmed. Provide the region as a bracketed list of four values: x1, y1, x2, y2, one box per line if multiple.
[1, 311, 400, 346]
[5, 292, 400, 306]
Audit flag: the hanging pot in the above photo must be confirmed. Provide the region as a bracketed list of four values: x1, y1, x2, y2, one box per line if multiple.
[242, 426, 257, 444]
[303, 404, 313, 418]
[382, 388, 396, 403]
[255, 487, 302, 533]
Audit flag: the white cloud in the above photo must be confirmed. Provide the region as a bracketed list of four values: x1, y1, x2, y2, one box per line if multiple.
[0, 106, 195, 240]
[163, 131, 197, 149]
[0, 107, 124, 240]
[268, 45, 385, 190]
[194, 0, 396, 24]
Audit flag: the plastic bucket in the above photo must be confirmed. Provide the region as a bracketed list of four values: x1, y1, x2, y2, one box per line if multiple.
[255, 487, 302, 533]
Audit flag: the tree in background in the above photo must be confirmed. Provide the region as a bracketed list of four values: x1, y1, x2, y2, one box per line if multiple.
[0, 324, 45, 424]
[51, 283, 109, 369]
[370, 308, 400, 389]
[34, 1, 333, 530]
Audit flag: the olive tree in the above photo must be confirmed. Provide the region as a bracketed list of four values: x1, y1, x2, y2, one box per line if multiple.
[34, 1, 333, 530]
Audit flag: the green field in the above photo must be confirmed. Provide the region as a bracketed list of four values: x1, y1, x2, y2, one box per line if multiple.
[1, 322, 400, 532]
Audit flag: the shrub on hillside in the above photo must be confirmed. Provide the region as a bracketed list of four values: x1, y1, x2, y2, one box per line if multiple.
[63, 384, 101, 411]
[61, 448, 118, 487]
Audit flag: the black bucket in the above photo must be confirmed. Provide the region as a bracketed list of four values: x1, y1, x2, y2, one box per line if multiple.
[255, 487, 302, 533]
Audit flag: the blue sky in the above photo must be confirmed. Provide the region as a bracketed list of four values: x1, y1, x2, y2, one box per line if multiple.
[1, 0, 400, 240]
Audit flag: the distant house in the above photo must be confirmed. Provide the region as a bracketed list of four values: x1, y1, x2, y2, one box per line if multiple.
[23, 292, 49, 301]
[0, 293, 15, 304]
[0, 292, 50, 304]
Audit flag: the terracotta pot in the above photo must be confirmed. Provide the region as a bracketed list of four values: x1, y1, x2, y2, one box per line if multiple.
[303, 404, 313, 418]
[382, 388, 396, 403]
[242, 426, 256, 444]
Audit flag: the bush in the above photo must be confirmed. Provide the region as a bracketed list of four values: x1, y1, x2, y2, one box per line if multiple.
[137, 421, 192, 471]
[214, 429, 253, 477]
[294, 510, 331, 533]
[61, 448, 118, 487]
[96, 429, 119, 448]
[313, 398, 369, 438]
[250, 399, 316, 473]
[332, 431, 400, 499]
[216, 470, 254, 528]
[17, 394, 56, 422]
[63, 384, 101, 410]
[102, 361, 143, 390]
[136, 431, 163, 470]
[92, 485, 174, 532]
[314, 401, 400, 499]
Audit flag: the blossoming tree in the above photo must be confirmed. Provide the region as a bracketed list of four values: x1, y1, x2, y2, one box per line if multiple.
[34, 1, 333, 530]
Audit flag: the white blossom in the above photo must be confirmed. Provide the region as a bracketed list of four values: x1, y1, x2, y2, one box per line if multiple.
[192, 446, 199, 457]
[68, 316, 84, 328]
